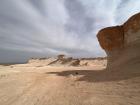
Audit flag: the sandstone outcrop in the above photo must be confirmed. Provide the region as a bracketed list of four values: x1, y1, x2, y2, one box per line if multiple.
[70, 59, 80, 66]
[57, 54, 65, 60]
[97, 12, 140, 70]
[28, 55, 106, 67]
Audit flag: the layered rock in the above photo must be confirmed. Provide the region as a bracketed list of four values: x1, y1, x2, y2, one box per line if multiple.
[97, 12, 140, 70]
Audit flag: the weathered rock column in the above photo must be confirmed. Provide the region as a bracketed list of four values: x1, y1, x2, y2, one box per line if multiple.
[97, 12, 140, 70]
[97, 26, 124, 69]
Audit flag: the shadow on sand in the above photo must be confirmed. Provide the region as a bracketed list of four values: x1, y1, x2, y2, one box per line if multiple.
[47, 69, 140, 82]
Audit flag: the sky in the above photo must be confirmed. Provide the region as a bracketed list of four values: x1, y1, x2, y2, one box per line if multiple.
[0, 0, 140, 63]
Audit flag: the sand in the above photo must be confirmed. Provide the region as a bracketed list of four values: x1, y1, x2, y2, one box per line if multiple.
[0, 62, 140, 105]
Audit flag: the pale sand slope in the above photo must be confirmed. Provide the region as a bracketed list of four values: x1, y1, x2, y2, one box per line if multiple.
[0, 63, 140, 105]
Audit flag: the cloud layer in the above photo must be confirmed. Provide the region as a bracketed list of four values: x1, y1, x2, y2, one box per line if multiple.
[0, 0, 140, 63]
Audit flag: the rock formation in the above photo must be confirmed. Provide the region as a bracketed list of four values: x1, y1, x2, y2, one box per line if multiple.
[97, 12, 140, 70]
[28, 55, 106, 67]
[57, 54, 65, 60]
[70, 59, 80, 66]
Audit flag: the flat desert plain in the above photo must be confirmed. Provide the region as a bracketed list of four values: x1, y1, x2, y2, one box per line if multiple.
[0, 62, 140, 105]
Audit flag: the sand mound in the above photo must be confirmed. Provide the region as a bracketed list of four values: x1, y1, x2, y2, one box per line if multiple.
[97, 12, 140, 70]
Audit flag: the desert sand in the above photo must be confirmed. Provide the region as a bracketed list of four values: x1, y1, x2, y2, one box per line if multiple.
[0, 58, 140, 105]
[0, 12, 140, 105]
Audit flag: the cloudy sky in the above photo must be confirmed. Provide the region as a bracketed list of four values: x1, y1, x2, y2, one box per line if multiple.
[0, 0, 140, 63]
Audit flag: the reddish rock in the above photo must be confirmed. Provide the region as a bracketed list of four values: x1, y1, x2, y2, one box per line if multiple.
[97, 26, 124, 51]
[97, 12, 140, 70]
[123, 13, 140, 45]
[124, 12, 140, 33]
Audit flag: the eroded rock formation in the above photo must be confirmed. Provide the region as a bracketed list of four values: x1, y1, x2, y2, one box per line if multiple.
[28, 55, 107, 67]
[97, 12, 140, 70]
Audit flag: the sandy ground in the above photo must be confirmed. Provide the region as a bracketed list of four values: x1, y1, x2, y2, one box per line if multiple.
[0, 64, 140, 105]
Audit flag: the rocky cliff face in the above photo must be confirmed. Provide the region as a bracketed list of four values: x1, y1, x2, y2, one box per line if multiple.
[97, 12, 140, 70]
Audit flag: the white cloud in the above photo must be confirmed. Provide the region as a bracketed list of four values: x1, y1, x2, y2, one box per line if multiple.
[0, 0, 140, 63]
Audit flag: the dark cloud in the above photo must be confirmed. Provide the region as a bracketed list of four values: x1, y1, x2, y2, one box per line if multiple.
[29, 0, 47, 16]
[64, 0, 94, 36]
[0, 49, 49, 64]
